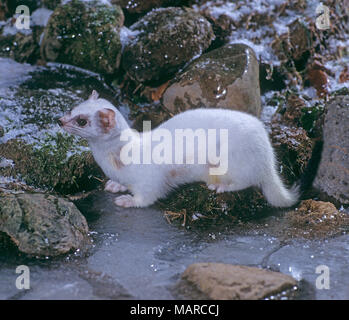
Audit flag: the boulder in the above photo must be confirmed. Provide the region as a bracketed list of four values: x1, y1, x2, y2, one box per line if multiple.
[41, 0, 124, 75]
[0, 192, 90, 257]
[0, 25, 44, 64]
[162, 43, 261, 117]
[122, 7, 214, 83]
[313, 96, 349, 204]
[178, 263, 297, 300]
[0, 7, 53, 64]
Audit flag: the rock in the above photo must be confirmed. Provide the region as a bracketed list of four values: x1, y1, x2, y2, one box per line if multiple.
[0, 58, 112, 194]
[41, 0, 124, 75]
[122, 7, 214, 83]
[0, 2, 7, 21]
[0, 139, 103, 194]
[0, 126, 3, 137]
[112, 0, 186, 15]
[0, 26, 44, 64]
[177, 263, 297, 300]
[162, 43, 261, 117]
[198, 4, 236, 47]
[270, 122, 313, 184]
[0, 192, 90, 257]
[0, 7, 54, 64]
[41, 0, 62, 10]
[286, 199, 349, 239]
[313, 96, 349, 204]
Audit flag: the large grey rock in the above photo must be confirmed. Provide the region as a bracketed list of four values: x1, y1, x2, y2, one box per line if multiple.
[41, 0, 124, 75]
[162, 43, 261, 117]
[313, 96, 349, 204]
[0, 192, 90, 257]
[122, 7, 214, 83]
[178, 263, 297, 300]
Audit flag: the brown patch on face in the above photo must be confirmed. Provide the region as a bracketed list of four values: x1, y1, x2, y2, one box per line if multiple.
[98, 108, 116, 133]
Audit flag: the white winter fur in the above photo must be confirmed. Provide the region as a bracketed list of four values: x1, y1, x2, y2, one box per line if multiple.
[60, 94, 299, 208]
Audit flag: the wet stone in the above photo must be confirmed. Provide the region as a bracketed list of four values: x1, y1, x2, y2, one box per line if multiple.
[162, 43, 261, 117]
[177, 263, 298, 300]
[0, 192, 91, 257]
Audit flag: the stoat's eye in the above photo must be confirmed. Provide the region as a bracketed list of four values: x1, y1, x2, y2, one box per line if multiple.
[76, 117, 87, 127]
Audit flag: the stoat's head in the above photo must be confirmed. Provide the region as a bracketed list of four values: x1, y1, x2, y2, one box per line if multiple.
[58, 90, 121, 141]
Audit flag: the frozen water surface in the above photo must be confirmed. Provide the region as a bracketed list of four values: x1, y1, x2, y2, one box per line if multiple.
[1, 191, 348, 300]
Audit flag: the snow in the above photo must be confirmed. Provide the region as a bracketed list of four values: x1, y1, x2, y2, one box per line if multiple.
[31, 8, 53, 27]
[62, 0, 112, 6]
[119, 26, 140, 51]
[0, 57, 35, 88]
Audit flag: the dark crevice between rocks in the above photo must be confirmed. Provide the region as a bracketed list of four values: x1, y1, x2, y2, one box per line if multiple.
[299, 140, 324, 200]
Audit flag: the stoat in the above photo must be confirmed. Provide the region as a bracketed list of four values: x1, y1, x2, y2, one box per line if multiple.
[59, 90, 298, 208]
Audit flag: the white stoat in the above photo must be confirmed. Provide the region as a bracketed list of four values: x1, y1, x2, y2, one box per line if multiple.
[59, 90, 298, 208]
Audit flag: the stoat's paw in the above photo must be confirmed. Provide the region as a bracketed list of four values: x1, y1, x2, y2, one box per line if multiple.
[114, 195, 136, 208]
[105, 180, 127, 193]
[207, 184, 229, 193]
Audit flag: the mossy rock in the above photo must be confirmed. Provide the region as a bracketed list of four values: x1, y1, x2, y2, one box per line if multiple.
[157, 182, 269, 227]
[0, 137, 103, 194]
[41, 0, 124, 75]
[0, 192, 90, 257]
[0, 26, 44, 64]
[0, 59, 118, 194]
[122, 7, 214, 84]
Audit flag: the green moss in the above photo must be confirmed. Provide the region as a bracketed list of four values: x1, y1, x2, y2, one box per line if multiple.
[300, 104, 324, 135]
[41, 0, 124, 75]
[157, 182, 269, 228]
[0, 133, 103, 194]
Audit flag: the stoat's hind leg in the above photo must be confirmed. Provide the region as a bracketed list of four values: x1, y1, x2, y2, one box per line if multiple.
[104, 180, 128, 193]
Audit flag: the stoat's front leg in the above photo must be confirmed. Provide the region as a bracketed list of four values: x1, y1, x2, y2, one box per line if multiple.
[104, 180, 128, 193]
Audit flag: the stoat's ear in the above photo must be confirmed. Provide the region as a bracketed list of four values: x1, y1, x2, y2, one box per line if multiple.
[89, 90, 99, 100]
[98, 108, 116, 133]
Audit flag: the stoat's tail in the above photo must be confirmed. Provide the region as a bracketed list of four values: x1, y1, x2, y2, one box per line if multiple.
[261, 170, 299, 208]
